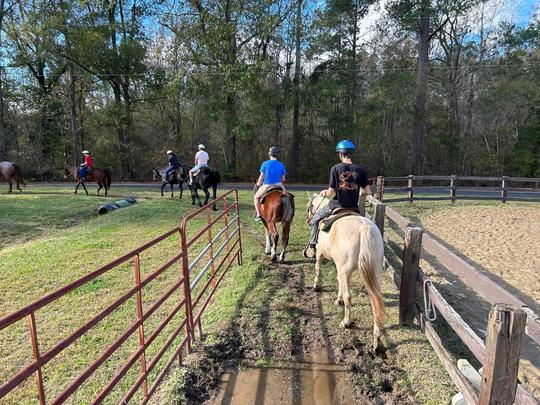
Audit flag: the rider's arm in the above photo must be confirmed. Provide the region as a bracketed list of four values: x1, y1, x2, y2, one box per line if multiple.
[256, 172, 265, 187]
[320, 187, 335, 198]
[360, 184, 372, 196]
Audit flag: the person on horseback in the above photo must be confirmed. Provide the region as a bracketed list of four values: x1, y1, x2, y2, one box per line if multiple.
[165, 150, 180, 182]
[189, 144, 209, 185]
[253, 146, 287, 221]
[79, 150, 94, 182]
[303, 140, 372, 258]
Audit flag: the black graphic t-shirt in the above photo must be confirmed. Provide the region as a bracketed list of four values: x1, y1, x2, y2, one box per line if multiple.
[328, 163, 369, 209]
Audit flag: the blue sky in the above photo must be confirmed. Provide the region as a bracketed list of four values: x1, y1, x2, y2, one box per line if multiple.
[517, 0, 539, 25]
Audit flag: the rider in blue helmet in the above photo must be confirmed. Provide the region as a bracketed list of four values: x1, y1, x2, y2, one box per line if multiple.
[303, 139, 372, 259]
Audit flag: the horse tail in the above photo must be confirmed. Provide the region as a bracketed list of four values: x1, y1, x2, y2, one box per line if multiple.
[105, 169, 112, 190]
[13, 163, 26, 187]
[358, 222, 386, 321]
[280, 195, 295, 222]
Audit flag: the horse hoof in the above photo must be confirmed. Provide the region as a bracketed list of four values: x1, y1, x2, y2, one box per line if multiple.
[313, 285, 321, 292]
[264, 250, 271, 255]
[373, 339, 386, 356]
[339, 320, 351, 329]
[270, 255, 277, 262]
[334, 299, 344, 307]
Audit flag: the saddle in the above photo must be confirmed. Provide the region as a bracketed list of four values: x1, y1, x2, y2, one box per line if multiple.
[320, 208, 362, 233]
[162, 169, 177, 182]
[192, 166, 214, 177]
[259, 187, 295, 204]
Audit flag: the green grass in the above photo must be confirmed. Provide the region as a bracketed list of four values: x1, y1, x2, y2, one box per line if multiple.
[1, 186, 457, 404]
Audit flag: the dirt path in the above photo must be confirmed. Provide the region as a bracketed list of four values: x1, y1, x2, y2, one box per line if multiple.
[210, 263, 357, 405]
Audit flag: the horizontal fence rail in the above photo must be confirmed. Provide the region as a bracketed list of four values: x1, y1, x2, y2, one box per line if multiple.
[362, 195, 539, 404]
[0, 189, 242, 404]
[368, 175, 540, 204]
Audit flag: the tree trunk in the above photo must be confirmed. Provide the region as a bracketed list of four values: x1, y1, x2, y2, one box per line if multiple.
[0, 0, 8, 156]
[410, 1, 430, 175]
[350, 2, 359, 127]
[68, 65, 82, 165]
[225, 93, 237, 172]
[120, 79, 134, 179]
[223, 0, 237, 173]
[289, 0, 303, 179]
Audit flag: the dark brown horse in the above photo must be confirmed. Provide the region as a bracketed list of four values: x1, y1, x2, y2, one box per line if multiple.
[0, 161, 26, 192]
[64, 165, 111, 196]
[259, 189, 295, 262]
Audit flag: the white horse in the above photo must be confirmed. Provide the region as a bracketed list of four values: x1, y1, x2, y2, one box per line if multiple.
[307, 194, 386, 351]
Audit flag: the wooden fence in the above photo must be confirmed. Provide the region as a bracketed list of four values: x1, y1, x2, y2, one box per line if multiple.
[360, 195, 540, 404]
[370, 175, 540, 203]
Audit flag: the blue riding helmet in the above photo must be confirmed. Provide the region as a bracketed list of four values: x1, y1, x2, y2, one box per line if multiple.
[336, 140, 356, 153]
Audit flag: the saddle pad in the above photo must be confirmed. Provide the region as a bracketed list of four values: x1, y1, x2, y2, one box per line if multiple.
[320, 210, 362, 232]
[259, 188, 295, 204]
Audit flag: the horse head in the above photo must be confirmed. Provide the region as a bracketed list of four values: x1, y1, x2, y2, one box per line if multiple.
[306, 193, 325, 224]
[152, 168, 161, 181]
[64, 167, 77, 179]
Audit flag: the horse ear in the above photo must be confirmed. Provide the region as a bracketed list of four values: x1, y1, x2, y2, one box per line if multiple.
[306, 191, 310, 200]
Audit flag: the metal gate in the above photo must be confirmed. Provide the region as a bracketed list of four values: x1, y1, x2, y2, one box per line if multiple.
[0, 189, 242, 404]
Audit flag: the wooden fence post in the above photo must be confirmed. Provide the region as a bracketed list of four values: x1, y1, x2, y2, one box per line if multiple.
[501, 176, 508, 203]
[408, 175, 414, 203]
[450, 175, 456, 203]
[399, 226, 423, 326]
[376, 176, 384, 201]
[479, 303, 526, 405]
[373, 201, 386, 237]
[358, 195, 366, 217]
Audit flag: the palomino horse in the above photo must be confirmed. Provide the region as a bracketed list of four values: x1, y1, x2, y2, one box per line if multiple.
[259, 188, 295, 262]
[306, 194, 385, 352]
[152, 165, 191, 198]
[0, 161, 26, 192]
[64, 165, 111, 196]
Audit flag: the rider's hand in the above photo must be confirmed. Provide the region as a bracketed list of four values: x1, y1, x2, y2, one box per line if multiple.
[320, 190, 327, 197]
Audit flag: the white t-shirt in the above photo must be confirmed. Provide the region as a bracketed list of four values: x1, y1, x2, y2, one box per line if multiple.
[195, 150, 209, 165]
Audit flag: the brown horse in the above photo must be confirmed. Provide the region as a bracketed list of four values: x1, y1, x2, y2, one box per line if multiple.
[64, 165, 111, 196]
[259, 189, 295, 262]
[0, 161, 26, 193]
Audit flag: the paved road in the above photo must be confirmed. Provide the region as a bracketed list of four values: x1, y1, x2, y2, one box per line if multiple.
[29, 182, 540, 200]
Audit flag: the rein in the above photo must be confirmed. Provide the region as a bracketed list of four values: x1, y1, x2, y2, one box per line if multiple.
[306, 195, 327, 224]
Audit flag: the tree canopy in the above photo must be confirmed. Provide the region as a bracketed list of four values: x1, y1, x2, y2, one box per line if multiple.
[0, 0, 538, 181]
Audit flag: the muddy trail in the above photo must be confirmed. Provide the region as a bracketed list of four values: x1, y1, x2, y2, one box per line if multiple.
[210, 262, 413, 405]
[172, 221, 418, 405]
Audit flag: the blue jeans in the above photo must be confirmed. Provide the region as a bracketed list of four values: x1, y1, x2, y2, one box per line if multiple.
[79, 166, 90, 180]
[309, 205, 333, 246]
[165, 167, 177, 182]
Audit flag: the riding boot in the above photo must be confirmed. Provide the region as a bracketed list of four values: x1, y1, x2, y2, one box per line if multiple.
[303, 244, 316, 259]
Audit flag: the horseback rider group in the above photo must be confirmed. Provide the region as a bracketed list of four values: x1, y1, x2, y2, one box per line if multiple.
[79, 138, 370, 256]
[251, 139, 371, 259]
